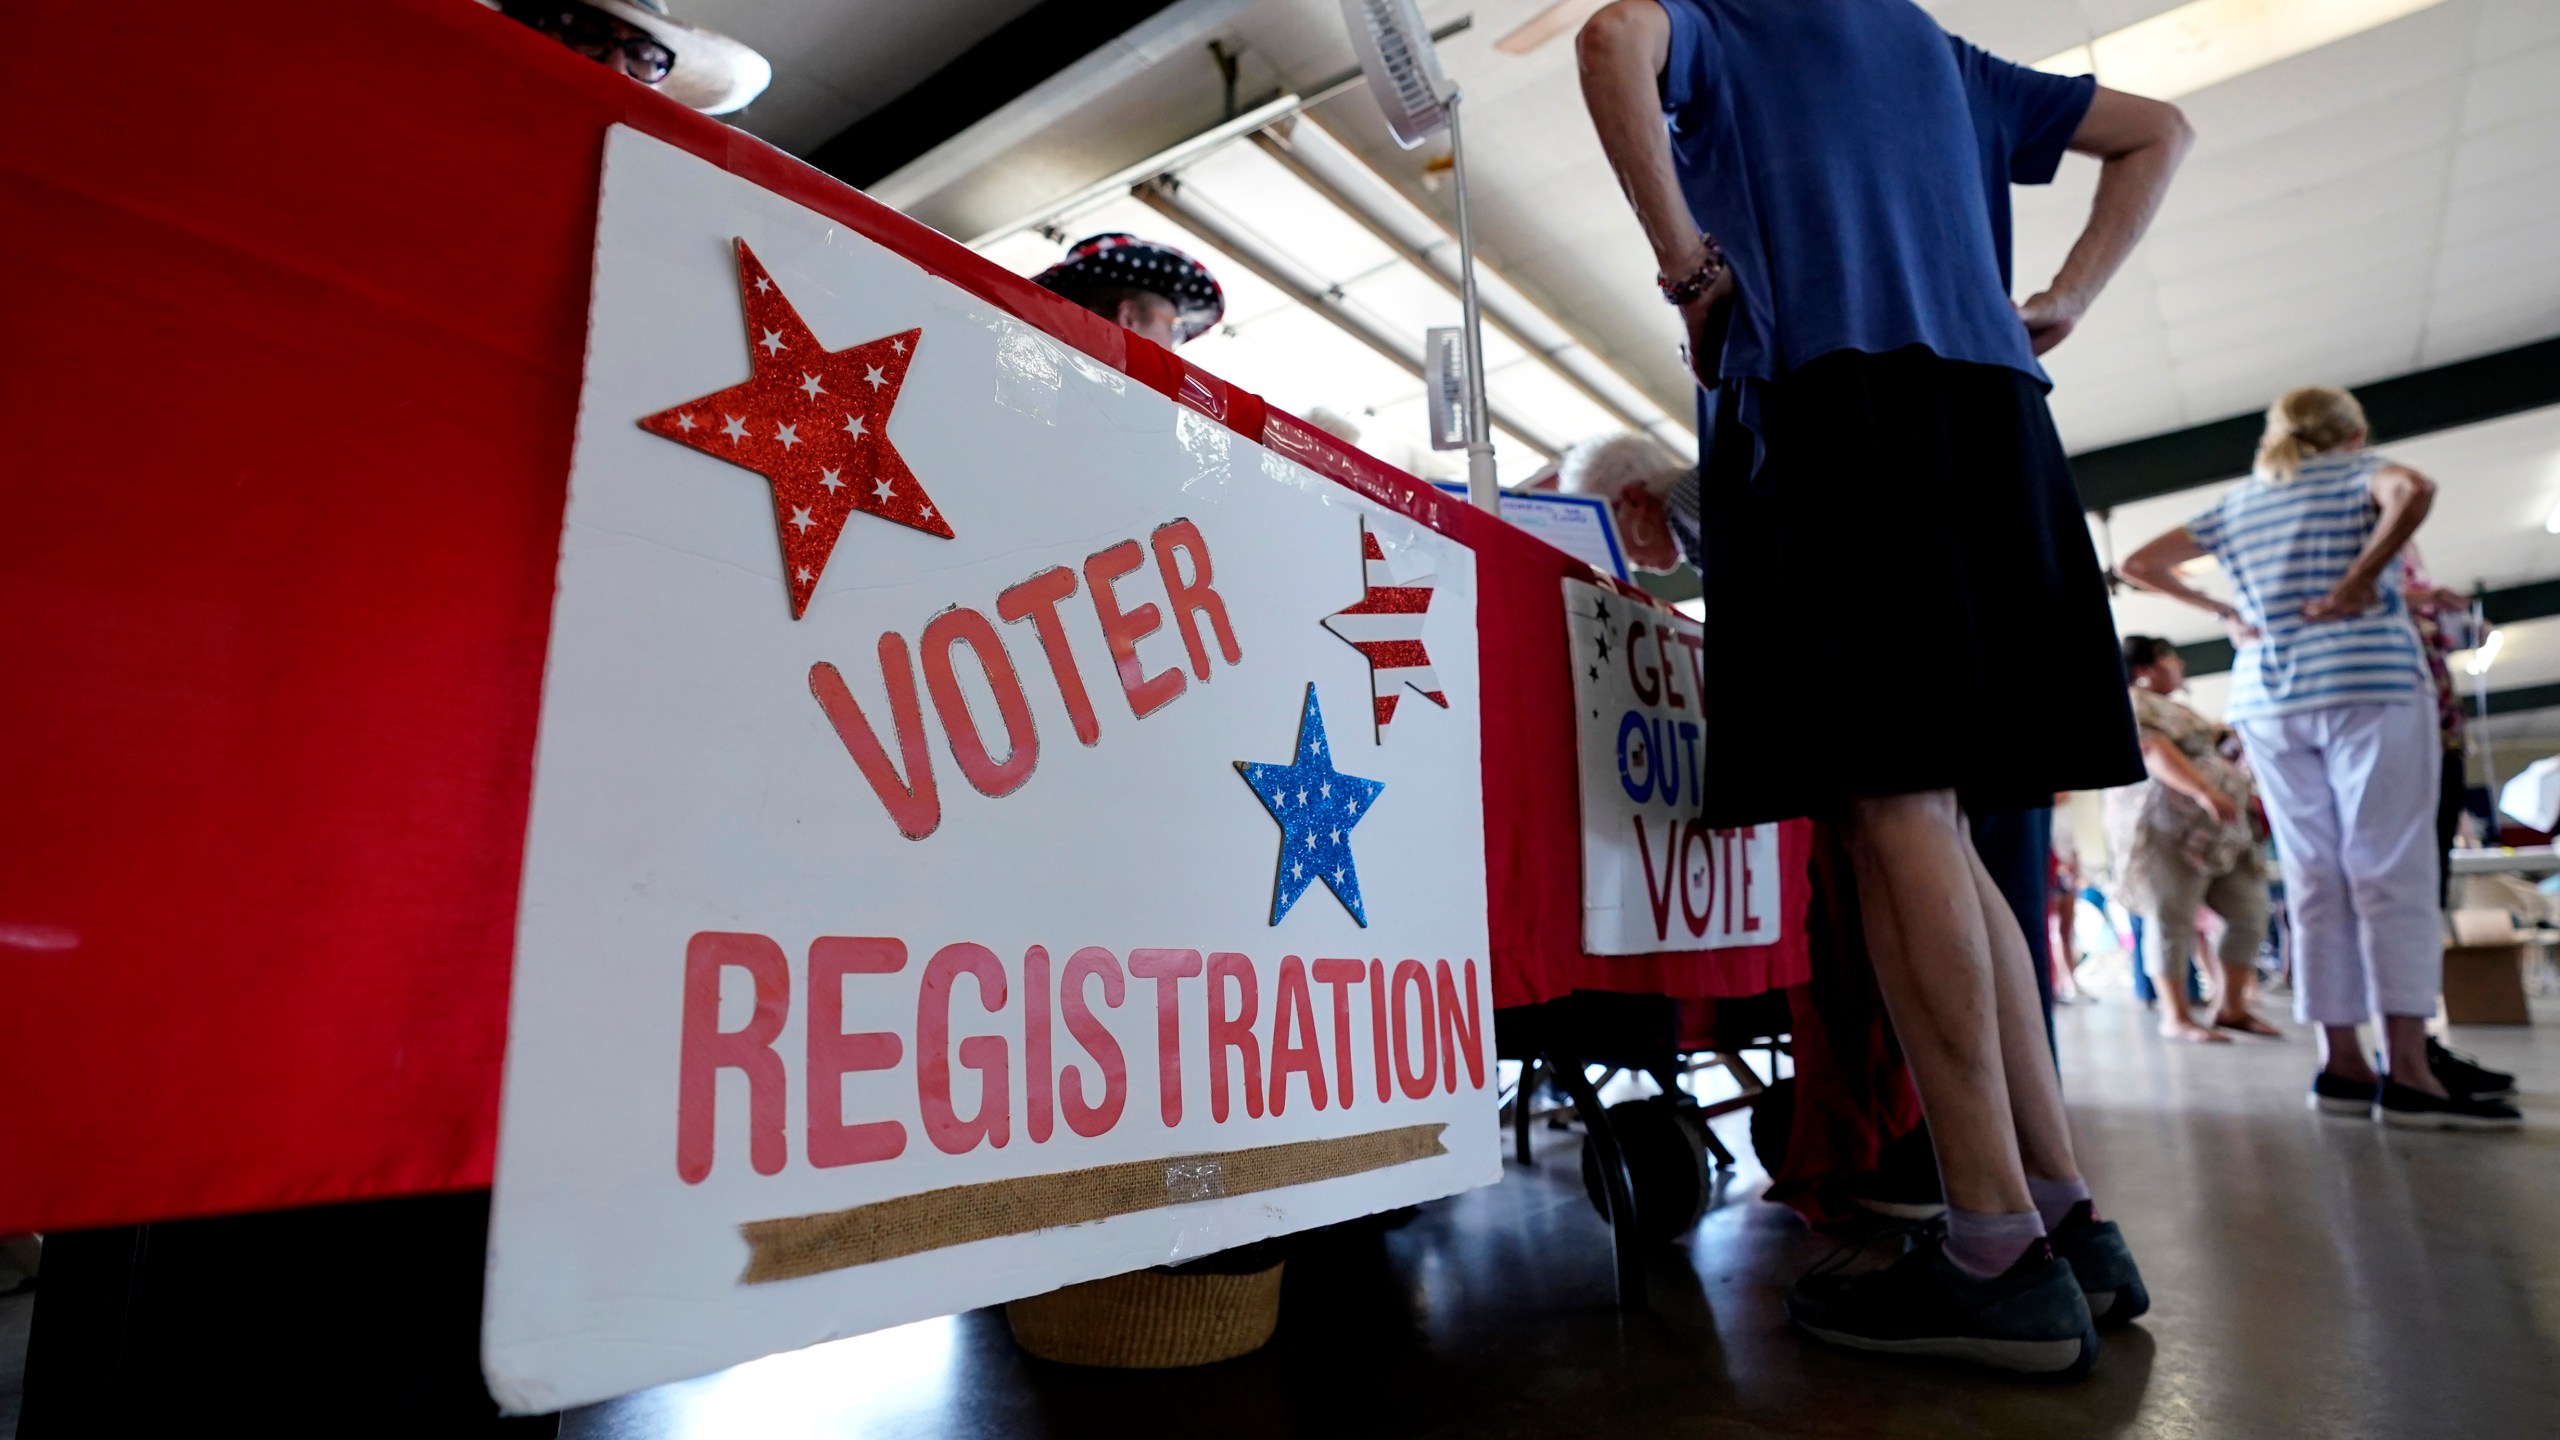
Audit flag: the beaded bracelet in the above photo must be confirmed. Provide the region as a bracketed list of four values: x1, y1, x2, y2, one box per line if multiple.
[1656, 235, 1727, 305]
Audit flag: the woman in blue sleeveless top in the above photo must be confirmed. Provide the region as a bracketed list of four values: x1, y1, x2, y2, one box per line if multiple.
[2123, 386, 2521, 1131]
[1581, 0, 2189, 1374]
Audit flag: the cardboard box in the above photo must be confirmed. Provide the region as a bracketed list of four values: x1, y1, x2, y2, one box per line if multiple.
[2442, 942, 2532, 1026]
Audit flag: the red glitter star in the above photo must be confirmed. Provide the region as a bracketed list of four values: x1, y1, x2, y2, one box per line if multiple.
[638, 239, 952, 618]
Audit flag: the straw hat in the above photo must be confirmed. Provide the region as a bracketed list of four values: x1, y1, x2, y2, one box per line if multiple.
[1005, 1258, 1285, 1368]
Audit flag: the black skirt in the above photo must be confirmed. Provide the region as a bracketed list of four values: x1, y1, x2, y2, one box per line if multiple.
[1689, 346, 2143, 827]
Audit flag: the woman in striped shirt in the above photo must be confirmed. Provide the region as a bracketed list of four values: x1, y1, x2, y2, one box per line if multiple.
[2121, 385, 2518, 1129]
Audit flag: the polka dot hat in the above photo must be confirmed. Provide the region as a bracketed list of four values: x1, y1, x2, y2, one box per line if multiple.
[1032, 232, 1226, 343]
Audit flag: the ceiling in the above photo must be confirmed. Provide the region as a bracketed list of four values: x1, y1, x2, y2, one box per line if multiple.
[679, 0, 1049, 156]
[699, 0, 2560, 445]
[975, 134, 1619, 480]
[1999, 0, 2560, 450]
[686, 0, 2560, 715]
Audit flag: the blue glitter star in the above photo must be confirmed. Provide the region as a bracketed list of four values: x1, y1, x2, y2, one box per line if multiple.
[1235, 683, 1386, 926]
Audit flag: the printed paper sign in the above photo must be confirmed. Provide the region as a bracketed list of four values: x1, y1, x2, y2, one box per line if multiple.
[1432, 484, 1630, 580]
[483, 127, 1494, 1412]
[1562, 577, 1779, 954]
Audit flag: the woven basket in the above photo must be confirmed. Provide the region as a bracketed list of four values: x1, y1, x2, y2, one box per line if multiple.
[1005, 1262, 1285, 1368]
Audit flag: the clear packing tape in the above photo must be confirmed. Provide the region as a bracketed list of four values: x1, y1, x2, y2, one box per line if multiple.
[981, 305, 1472, 544]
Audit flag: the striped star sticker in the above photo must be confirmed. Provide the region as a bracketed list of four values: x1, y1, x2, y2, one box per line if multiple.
[637, 239, 951, 619]
[1321, 518, 1448, 739]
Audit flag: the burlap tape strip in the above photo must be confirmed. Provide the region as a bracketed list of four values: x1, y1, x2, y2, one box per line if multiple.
[737, 1122, 1448, 1284]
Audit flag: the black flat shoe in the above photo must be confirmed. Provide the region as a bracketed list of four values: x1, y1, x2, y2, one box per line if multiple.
[2425, 1038, 2518, 1101]
[2374, 1041, 2519, 1101]
[2376, 1080, 2523, 1131]
[2307, 1071, 2377, 1117]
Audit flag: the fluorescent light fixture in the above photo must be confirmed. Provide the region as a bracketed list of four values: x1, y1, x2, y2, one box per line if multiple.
[2544, 497, 2560, 535]
[976, 119, 1694, 482]
[2035, 0, 2452, 100]
[2466, 627, 2505, 677]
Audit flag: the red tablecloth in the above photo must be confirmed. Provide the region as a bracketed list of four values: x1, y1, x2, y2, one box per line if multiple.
[0, 0, 1804, 1234]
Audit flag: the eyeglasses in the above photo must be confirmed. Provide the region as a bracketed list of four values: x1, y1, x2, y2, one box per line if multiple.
[514, 2, 676, 84]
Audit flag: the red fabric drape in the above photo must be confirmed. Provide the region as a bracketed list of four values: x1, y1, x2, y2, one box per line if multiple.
[0, 0, 1800, 1233]
[1762, 826, 1925, 1227]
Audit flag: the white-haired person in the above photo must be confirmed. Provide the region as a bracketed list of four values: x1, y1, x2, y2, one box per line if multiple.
[2122, 385, 2518, 1128]
[1554, 433, 1690, 574]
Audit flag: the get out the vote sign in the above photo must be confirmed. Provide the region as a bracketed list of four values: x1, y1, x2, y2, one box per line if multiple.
[483, 127, 1495, 1412]
[1562, 578, 1779, 955]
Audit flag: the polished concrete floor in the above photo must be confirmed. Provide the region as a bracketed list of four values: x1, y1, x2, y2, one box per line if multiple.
[3, 997, 2552, 1439]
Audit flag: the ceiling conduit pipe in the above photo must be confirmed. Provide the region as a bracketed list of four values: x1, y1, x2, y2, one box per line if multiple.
[1247, 126, 1689, 461]
[1130, 175, 1564, 460]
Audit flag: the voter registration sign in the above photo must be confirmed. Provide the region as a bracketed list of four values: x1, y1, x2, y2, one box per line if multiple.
[482, 126, 1497, 1412]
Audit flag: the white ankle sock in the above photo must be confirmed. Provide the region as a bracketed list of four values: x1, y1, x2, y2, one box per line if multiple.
[2027, 1175, 2091, 1231]
[1943, 1208, 2045, 1279]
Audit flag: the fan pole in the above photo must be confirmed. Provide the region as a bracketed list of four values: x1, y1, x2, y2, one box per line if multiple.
[2472, 588, 2500, 838]
[1445, 90, 1498, 513]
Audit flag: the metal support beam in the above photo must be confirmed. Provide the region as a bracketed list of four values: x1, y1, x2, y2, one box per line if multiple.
[1129, 176, 1563, 459]
[2169, 634, 2237, 677]
[2172, 573, 2560, 679]
[805, 0, 1189, 190]
[2484, 578, 2560, 628]
[2159, 650, 2560, 719]
[955, 16, 1475, 248]
[2471, 681, 2560, 719]
[2074, 337, 2560, 511]
[1247, 127, 1687, 457]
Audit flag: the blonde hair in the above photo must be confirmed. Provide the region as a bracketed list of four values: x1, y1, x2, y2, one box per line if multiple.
[2256, 385, 2368, 480]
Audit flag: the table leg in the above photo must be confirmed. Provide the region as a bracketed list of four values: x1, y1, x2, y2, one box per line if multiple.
[1544, 1050, 1647, 1310]
[1512, 1058, 1542, 1166]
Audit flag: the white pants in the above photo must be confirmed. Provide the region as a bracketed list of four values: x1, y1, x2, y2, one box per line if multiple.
[2236, 701, 2440, 1026]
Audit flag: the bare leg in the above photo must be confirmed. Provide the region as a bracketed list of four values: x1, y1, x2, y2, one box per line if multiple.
[2379, 1014, 2445, 1097]
[2208, 934, 2280, 1033]
[2211, 955, 2281, 1034]
[1963, 834, 2082, 1184]
[2318, 1024, 2375, 1082]
[2049, 894, 2090, 1003]
[2130, 856, 2227, 1042]
[2140, 906, 2227, 1043]
[2323, 1017, 2443, 1094]
[2206, 871, 2280, 1035]
[1842, 791, 2033, 1215]
[2210, 951, 2245, 1017]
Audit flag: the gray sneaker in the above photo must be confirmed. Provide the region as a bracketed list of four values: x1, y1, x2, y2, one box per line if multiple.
[2047, 1200, 2149, 1327]
[1785, 1235, 2098, 1375]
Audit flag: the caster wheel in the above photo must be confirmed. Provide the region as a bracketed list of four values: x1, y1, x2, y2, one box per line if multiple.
[1579, 1096, 1712, 1244]
[1749, 1075, 1796, 1176]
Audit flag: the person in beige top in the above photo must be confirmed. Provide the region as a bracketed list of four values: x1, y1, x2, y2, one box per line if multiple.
[2108, 637, 2278, 1042]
